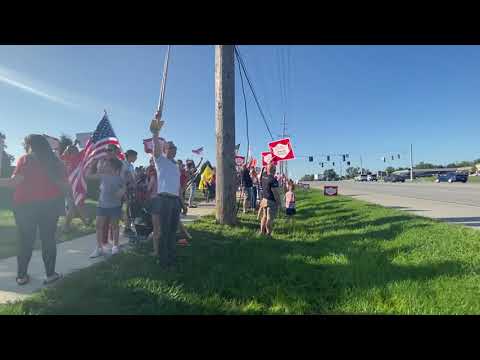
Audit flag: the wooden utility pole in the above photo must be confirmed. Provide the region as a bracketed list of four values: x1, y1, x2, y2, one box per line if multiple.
[215, 45, 236, 225]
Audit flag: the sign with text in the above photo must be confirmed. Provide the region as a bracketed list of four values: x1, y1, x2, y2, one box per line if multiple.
[235, 155, 245, 166]
[324, 185, 338, 196]
[143, 137, 166, 154]
[262, 151, 274, 166]
[268, 138, 295, 162]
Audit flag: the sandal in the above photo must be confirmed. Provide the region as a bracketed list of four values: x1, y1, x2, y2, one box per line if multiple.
[16, 275, 30, 286]
[43, 272, 63, 285]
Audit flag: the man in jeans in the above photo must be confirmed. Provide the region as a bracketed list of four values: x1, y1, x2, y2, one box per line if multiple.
[241, 164, 253, 214]
[150, 112, 182, 269]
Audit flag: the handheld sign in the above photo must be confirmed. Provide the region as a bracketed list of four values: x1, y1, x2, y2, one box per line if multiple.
[235, 155, 245, 166]
[268, 138, 295, 162]
[324, 185, 338, 196]
[262, 151, 274, 166]
[76, 132, 93, 149]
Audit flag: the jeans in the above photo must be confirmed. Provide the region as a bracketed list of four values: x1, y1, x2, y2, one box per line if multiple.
[251, 186, 258, 209]
[188, 184, 196, 206]
[153, 195, 181, 267]
[13, 198, 62, 278]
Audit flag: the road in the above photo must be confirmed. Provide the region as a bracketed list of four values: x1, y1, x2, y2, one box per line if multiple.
[307, 181, 480, 228]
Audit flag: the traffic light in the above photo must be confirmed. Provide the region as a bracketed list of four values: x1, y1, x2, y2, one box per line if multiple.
[398, 154, 400, 159]
[327, 155, 330, 161]
[383, 157, 386, 162]
[342, 155, 346, 162]
[332, 162, 335, 166]
[391, 155, 394, 161]
[320, 162, 324, 167]
[308, 156, 313, 162]
[347, 161, 351, 166]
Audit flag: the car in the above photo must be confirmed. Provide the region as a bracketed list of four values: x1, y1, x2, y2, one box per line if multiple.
[367, 174, 378, 182]
[355, 174, 368, 182]
[436, 172, 468, 183]
[383, 174, 405, 183]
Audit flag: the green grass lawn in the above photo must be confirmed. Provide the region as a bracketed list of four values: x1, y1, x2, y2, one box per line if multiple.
[2, 189, 480, 315]
[0, 200, 97, 260]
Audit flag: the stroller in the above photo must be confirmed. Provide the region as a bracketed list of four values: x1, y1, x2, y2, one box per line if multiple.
[128, 174, 154, 244]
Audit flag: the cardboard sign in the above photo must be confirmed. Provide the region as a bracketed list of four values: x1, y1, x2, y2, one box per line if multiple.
[143, 137, 165, 154]
[235, 155, 245, 166]
[262, 151, 274, 166]
[75, 132, 93, 149]
[324, 185, 338, 196]
[43, 134, 60, 152]
[268, 138, 295, 162]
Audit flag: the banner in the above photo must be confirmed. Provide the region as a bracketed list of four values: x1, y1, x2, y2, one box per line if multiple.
[268, 138, 295, 162]
[235, 155, 245, 166]
[192, 147, 204, 155]
[75, 132, 93, 149]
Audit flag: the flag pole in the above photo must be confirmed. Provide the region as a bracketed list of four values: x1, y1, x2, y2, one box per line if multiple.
[157, 45, 171, 119]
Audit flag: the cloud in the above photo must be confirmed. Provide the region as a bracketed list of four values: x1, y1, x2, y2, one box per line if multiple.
[0, 66, 78, 107]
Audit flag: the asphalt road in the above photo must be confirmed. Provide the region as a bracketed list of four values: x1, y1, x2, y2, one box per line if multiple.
[307, 180, 480, 228]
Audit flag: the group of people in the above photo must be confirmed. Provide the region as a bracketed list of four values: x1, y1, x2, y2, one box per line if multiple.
[0, 111, 297, 286]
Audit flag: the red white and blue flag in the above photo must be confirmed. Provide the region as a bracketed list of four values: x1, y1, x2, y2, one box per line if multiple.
[192, 146, 203, 155]
[69, 113, 123, 206]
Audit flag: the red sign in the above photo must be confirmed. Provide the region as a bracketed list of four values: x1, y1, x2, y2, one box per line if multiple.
[235, 155, 245, 166]
[324, 186, 338, 196]
[268, 138, 295, 162]
[261, 151, 275, 166]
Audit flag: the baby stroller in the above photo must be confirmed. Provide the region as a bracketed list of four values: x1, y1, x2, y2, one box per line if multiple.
[128, 174, 153, 244]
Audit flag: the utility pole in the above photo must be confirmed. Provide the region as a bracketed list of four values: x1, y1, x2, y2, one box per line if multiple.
[0, 135, 4, 177]
[410, 143, 414, 181]
[360, 156, 363, 175]
[215, 45, 236, 225]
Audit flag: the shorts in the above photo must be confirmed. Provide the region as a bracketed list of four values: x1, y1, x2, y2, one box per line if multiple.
[286, 208, 296, 216]
[260, 198, 278, 221]
[97, 206, 122, 219]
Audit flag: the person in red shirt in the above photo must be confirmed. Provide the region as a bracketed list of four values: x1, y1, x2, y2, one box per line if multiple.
[60, 142, 90, 232]
[0, 134, 67, 286]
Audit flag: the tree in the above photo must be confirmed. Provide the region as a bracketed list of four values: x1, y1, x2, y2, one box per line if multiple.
[59, 134, 74, 154]
[345, 166, 360, 179]
[300, 174, 314, 181]
[0, 132, 14, 177]
[385, 166, 395, 174]
[323, 169, 338, 180]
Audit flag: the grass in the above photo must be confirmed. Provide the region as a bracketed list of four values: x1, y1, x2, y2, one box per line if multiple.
[2, 189, 480, 314]
[0, 199, 97, 259]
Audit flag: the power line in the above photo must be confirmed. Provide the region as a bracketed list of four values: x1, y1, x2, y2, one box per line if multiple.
[237, 54, 250, 162]
[235, 46, 275, 141]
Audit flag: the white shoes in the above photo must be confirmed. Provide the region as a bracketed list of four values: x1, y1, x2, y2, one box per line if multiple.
[89, 247, 104, 258]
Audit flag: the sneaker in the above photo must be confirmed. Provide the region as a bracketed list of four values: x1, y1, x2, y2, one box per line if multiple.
[111, 245, 120, 255]
[44, 272, 63, 285]
[89, 247, 104, 258]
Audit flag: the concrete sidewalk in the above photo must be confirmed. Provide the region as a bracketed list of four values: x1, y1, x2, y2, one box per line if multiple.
[0, 204, 214, 305]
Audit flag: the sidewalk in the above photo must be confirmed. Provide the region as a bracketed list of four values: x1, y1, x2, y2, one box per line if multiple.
[0, 204, 214, 305]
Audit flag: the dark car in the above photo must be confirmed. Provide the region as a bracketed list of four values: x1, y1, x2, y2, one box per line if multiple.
[436, 172, 468, 183]
[384, 174, 405, 183]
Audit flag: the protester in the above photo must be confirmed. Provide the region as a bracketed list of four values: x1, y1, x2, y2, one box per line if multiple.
[259, 163, 282, 236]
[186, 160, 198, 208]
[86, 157, 126, 257]
[241, 164, 253, 213]
[0, 134, 66, 285]
[60, 141, 90, 232]
[285, 179, 296, 230]
[250, 167, 259, 210]
[178, 160, 188, 215]
[150, 112, 182, 269]
[122, 149, 138, 237]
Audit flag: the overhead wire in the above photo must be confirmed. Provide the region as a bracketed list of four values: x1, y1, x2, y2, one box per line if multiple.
[237, 53, 250, 163]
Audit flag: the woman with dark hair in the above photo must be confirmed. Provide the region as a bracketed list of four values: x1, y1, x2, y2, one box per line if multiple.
[0, 134, 67, 285]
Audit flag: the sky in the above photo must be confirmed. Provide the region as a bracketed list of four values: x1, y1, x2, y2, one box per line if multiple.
[1, 45, 480, 180]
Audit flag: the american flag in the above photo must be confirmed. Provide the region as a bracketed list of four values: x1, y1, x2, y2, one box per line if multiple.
[69, 113, 123, 206]
[192, 146, 203, 155]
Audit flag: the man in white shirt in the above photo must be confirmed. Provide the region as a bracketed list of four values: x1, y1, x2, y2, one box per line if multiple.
[150, 111, 182, 269]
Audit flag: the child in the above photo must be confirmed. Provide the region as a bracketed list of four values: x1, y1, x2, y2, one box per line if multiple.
[285, 180, 296, 229]
[86, 157, 126, 258]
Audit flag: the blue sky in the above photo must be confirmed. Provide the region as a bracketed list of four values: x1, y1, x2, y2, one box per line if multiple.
[1, 45, 480, 180]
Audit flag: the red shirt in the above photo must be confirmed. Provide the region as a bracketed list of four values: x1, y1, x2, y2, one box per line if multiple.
[180, 168, 188, 189]
[60, 151, 83, 175]
[13, 155, 64, 205]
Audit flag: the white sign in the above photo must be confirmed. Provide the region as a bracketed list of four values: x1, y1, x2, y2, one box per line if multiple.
[76, 132, 93, 149]
[271, 143, 290, 159]
[264, 153, 273, 164]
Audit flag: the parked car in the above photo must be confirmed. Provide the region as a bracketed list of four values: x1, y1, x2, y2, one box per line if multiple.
[436, 172, 468, 183]
[367, 174, 378, 182]
[384, 174, 405, 183]
[355, 174, 368, 182]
